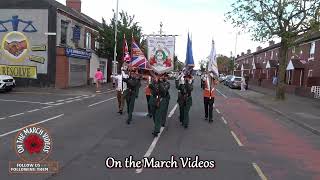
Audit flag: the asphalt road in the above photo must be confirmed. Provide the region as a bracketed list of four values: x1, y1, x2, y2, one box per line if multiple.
[0, 77, 320, 180]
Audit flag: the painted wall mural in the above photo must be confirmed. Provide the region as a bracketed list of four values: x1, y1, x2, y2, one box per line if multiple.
[0, 10, 48, 79]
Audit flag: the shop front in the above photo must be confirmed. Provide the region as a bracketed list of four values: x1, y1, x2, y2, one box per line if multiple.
[55, 47, 91, 88]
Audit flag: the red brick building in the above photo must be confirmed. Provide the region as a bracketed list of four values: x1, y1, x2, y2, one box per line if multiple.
[234, 33, 320, 97]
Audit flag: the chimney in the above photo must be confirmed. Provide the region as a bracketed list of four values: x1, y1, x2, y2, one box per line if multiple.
[237, 55, 240, 58]
[241, 52, 245, 56]
[256, 46, 262, 51]
[66, 0, 81, 12]
[247, 49, 251, 54]
[269, 40, 275, 46]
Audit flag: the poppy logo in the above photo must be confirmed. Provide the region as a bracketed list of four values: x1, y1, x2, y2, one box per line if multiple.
[9, 125, 58, 174]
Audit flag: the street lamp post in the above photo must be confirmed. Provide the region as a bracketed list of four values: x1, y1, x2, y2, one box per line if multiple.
[112, 0, 119, 75]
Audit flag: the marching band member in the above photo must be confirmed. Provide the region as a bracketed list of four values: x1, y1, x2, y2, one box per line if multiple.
[149, 73, 170, 137]
[123, 68, 140, 124]
[145, 74, 152, 118]
[111, 66, 128, 115]
[176, 72, 193, 129]
[203, 72, 218, 123]
[160, 73, 170, 127]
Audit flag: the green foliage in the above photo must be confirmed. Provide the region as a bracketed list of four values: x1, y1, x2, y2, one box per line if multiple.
[225, 0, 320, 43]
[97, 10, 143, 63]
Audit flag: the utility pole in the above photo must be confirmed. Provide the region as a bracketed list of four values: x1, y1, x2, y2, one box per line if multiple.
[159, 22, 163, 35]
[112, 0, 119, 75]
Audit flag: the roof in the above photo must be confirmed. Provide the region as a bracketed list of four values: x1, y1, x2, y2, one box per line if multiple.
[44, 0, 102, 30]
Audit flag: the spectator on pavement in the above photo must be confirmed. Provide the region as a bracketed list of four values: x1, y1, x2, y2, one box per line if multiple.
[94, 68, 103, 93]
[245, 75, 249, 90]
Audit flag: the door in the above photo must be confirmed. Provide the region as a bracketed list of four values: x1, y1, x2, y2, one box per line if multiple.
[69, 58, 88, 87]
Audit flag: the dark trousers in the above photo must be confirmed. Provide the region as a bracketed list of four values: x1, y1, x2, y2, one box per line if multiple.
[126, 92, 136, 122]
[146, 95, 151, 115]
[204, 97, 214, 120]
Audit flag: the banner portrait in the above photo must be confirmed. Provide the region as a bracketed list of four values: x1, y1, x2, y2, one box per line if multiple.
[147, 36, 175, 74]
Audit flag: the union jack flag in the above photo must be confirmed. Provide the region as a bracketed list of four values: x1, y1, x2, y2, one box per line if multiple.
[123, 34, 131, 62]
[130, 37, 147, 69]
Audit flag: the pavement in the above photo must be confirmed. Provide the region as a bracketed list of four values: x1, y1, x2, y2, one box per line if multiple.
[0, 77, 319, 180]
[229, 84, 320, 136]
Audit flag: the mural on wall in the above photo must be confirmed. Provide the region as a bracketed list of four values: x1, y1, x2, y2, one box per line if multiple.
[0, 10, 48, 79]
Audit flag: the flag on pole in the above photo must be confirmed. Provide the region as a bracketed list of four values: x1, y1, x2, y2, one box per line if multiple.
[123, 34, 131, 62]
[184, 33, 194, 75]
[185, 33, 194, 67]
[207, 39, 219, 76]
[130, 36, 147, 68]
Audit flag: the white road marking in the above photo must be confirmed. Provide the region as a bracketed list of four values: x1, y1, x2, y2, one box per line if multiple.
[216, 89, 228, 98]
[216, 108, 221, 114]
[168, 104, 178, 118]
[9, 113, 24, 118]
[65, 100, 75, 103]
[136, 127, 165, 174]
[45, 102, 55, 104]
[88, 97, 116, 107]
[252, 163, 268, 180]
[27, 109, 40, 113]
[56, 100, 65, 102]
[231, 131, 243, 146]
[0, 99, 48, 105]
[0, 114, 64, 138]
[0, 117, 6, 120]
[42, 106, 52, 109]
[221, 117, 227, 124]
[53, 103, 64, 106]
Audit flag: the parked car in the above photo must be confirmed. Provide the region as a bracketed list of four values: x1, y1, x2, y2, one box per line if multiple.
[0, 75, 16, 92]
[224, 75, 233, 86]
[228, 76, 242, 89]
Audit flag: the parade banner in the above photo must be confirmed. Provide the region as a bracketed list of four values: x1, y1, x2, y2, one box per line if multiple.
[147, 36, 174, 74]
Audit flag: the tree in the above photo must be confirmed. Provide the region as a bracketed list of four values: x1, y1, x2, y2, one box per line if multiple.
[217, 55, 232, 74]
[97, 10, 143, 81]
[226, 0, 320, 100]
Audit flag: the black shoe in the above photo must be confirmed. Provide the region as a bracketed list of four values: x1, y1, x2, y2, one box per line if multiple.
[209, 119, 213, 123]
[126, 120, 131, 124]
[152, 132, 158, 137]
[205, 117, 208, 121]
[119, 111, 123, 115]
[161, 124, 165, 127]
[184, 125, 188, 129]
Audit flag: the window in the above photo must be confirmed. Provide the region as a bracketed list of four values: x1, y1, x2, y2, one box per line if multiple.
[264, 52, 266, 57]
[309, 41, 315, 60]
[308, 70, 313, 77]
[95, 41, 100, 50]
[292, 46, 296, 54]
[271, 51, 274, 59]
[60, 20, 69, 45]
[86, 32, 92, 49]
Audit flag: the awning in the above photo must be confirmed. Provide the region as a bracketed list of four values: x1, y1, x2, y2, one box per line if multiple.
[286, 59, 306, 70]
[252, 63, 263, 70]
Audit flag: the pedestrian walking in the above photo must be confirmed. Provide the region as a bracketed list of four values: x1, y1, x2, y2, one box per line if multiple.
[241, 76, 246, 91]
[111, 67, 128, 115]
[94, 68, 103, 93]
[203, 72, 218, 123]
[245, 75, 249, 90]
[123, 69, 139, 124]
[176, 74, 193, 129]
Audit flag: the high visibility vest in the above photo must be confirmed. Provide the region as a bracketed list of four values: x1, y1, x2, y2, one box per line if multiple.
[203, 78, 216, 98]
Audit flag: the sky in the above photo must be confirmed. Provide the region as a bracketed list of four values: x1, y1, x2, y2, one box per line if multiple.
[57, 0, 270, 68]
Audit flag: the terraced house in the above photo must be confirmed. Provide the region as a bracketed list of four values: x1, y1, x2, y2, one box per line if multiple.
[0, 0, 108, 88]
[234, 33, 320, 97]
